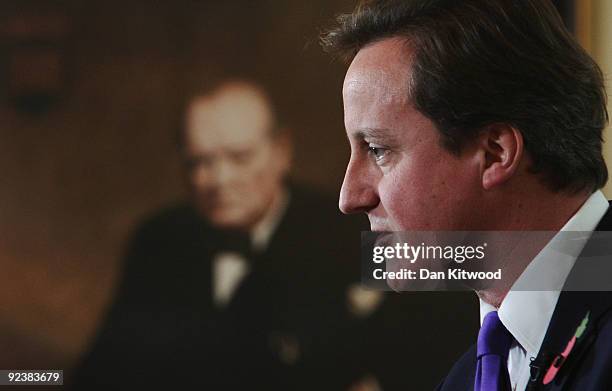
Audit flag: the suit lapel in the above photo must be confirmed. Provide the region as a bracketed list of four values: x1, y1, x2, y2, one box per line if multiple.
[528, 202, 612, 390]
[530, 291, 612, 389]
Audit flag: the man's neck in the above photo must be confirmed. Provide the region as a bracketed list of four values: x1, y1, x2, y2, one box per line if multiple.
[476, 191, 591, 308]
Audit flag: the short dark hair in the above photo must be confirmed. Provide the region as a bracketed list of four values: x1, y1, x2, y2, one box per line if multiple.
[321, 0, 608, 193]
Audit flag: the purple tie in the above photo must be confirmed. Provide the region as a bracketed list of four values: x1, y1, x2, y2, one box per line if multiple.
[475, 311, 513, 391]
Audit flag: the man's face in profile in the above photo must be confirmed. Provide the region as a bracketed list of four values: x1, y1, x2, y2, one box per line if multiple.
[183, 83, 290, 231]
[340, 37, 482, 231]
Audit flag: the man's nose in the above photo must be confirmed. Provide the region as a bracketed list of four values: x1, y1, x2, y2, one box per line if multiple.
[189, 159, 235, 190]
[211, 158, 238, 187]
[339, 158, 379, 214]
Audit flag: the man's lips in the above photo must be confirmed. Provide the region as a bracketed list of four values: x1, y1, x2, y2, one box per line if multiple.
[367, 213, 391, 232]
[197, 193, 243, 208]
[368, 219, 389, 232]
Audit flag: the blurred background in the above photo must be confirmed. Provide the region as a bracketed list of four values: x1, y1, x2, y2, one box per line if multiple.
[0, 0, 610, 382]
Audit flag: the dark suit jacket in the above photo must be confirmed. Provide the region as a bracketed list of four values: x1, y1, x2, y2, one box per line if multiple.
[71, 185, 367, 390]
[437, 202, 612, 391]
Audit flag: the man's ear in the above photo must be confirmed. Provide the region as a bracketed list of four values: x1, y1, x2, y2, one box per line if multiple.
[478, 124, 524, 190]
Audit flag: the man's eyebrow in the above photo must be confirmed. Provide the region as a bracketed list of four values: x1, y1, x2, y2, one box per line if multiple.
[354, 127, 398, 140]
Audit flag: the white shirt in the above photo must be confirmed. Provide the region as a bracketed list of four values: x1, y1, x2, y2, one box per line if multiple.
[479, 190, 609, 391]
[213, 189, 290, 307]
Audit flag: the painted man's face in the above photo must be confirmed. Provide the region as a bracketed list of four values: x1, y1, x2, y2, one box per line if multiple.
[184, 83, 290, 231]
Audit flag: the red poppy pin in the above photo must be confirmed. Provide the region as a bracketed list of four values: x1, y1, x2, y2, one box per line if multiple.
[542, 311, 590, 385]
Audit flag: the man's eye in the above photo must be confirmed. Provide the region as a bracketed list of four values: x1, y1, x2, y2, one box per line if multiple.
[185, 155, 213, 170]
[367, 145, 389, 162]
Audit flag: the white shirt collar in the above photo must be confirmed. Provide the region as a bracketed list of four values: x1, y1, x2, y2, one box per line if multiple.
[479, 190, 609, 356]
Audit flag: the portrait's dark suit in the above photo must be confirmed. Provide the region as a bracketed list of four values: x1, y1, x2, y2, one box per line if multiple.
[437, 202, 612, 391]
[71, 185, 369, 390]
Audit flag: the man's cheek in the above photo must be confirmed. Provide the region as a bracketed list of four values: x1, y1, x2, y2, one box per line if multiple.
[384, 183, 410, 209]
[379, 197, 408, 230]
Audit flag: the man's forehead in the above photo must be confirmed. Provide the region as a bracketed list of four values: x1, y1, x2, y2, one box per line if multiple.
[343, 37, 414, 105]
[186, 83, 273, 149]
[343, 69, 410, 106]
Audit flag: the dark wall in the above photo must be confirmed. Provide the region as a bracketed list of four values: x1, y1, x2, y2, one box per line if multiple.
[0, 0, 353, 371]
